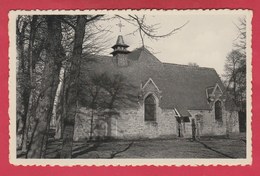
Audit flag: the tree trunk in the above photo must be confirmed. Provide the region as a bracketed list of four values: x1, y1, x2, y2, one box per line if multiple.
[26, 16, 63, 158]
[60, 16, 87, 158]
[60, 67, 69, 139]
[16, 18, 28, 148]
[21, 15, 38, 152]
[54, 66, 66, 139]
[90, 109, 94, 140]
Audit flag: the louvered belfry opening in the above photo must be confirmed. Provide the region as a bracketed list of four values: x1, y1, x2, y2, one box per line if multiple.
[144, 94, 156, 121]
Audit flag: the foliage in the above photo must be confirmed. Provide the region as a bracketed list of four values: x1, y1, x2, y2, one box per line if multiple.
[188, 62, 199, 67]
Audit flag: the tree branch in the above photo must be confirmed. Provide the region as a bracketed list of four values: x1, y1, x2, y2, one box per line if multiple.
[60, 17, 76, 30]
[84, 15, 104, 23]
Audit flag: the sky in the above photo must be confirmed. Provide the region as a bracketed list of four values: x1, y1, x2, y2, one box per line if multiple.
[95, 12, 247, 77]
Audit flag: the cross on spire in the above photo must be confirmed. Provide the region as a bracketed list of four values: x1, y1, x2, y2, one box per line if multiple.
[116, 20, 125, 33]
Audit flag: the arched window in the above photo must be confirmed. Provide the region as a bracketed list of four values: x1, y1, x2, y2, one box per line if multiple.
[144, 94, 156, 121]
[215, 100, 222, 122]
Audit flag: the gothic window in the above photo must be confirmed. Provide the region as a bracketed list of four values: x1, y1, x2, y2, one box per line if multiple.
[144, 94, 156, 121]
[215, 100, 222, 122]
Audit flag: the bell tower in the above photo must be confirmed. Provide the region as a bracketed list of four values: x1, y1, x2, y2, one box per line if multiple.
[111, 35, 130, 67]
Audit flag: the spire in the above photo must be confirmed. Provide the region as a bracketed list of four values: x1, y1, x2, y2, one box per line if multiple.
[111, 35, 130, 56]
[111, 35, 130, 67]
[114, 35, 128, 48]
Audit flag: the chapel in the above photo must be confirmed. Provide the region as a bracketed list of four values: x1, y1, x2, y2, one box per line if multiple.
[72, 35, 239, 140]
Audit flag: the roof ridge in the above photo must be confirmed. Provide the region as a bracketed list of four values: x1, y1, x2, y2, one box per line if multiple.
[84, 53, 111, 57]
[163, 62, 215, 70]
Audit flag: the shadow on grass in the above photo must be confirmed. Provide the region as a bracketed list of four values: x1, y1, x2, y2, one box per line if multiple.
[110, 141, 134, 158]
[196, 140, 235, 158]
[72, 142, 101, 158]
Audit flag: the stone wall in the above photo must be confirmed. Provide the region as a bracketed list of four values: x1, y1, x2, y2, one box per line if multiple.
[226, 111, 240, 134]
[73, 105, 239, 141]
[188, 108, 239, 137]
[117, 107, 178, 139]
[73, 106, 177, 141]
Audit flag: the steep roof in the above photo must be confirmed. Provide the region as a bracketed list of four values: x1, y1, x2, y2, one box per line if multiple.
[160, 63, 225, 113]
[80, 47, 226, 117]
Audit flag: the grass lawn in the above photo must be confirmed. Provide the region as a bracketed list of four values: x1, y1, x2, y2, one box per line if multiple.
[40, 134, 246, 159]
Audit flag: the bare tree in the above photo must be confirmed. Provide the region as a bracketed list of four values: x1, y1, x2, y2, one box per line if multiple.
[20, 15, 40, 152]
[223, 17, 247, 132]
[224, 17, 247, 112]
[100, 73, 137, 137]
[115, 15, 189, 46]
[26, 16, 65, 158]
[80, 72, 137, 140]
[79, 73, 104, 140]
[16, 15, 48, 152]
[224, 50, 246, 105]
[60, 15, 103, 158]
[16, 16, 29, 148]
[233, 17, 246, 56]
[16, 14, 188, 158]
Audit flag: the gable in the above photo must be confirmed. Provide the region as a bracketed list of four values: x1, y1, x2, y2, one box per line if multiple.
[142, 78, 160, 93]
[212, 83, 223, 96]
[206, 83, 224, 101]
